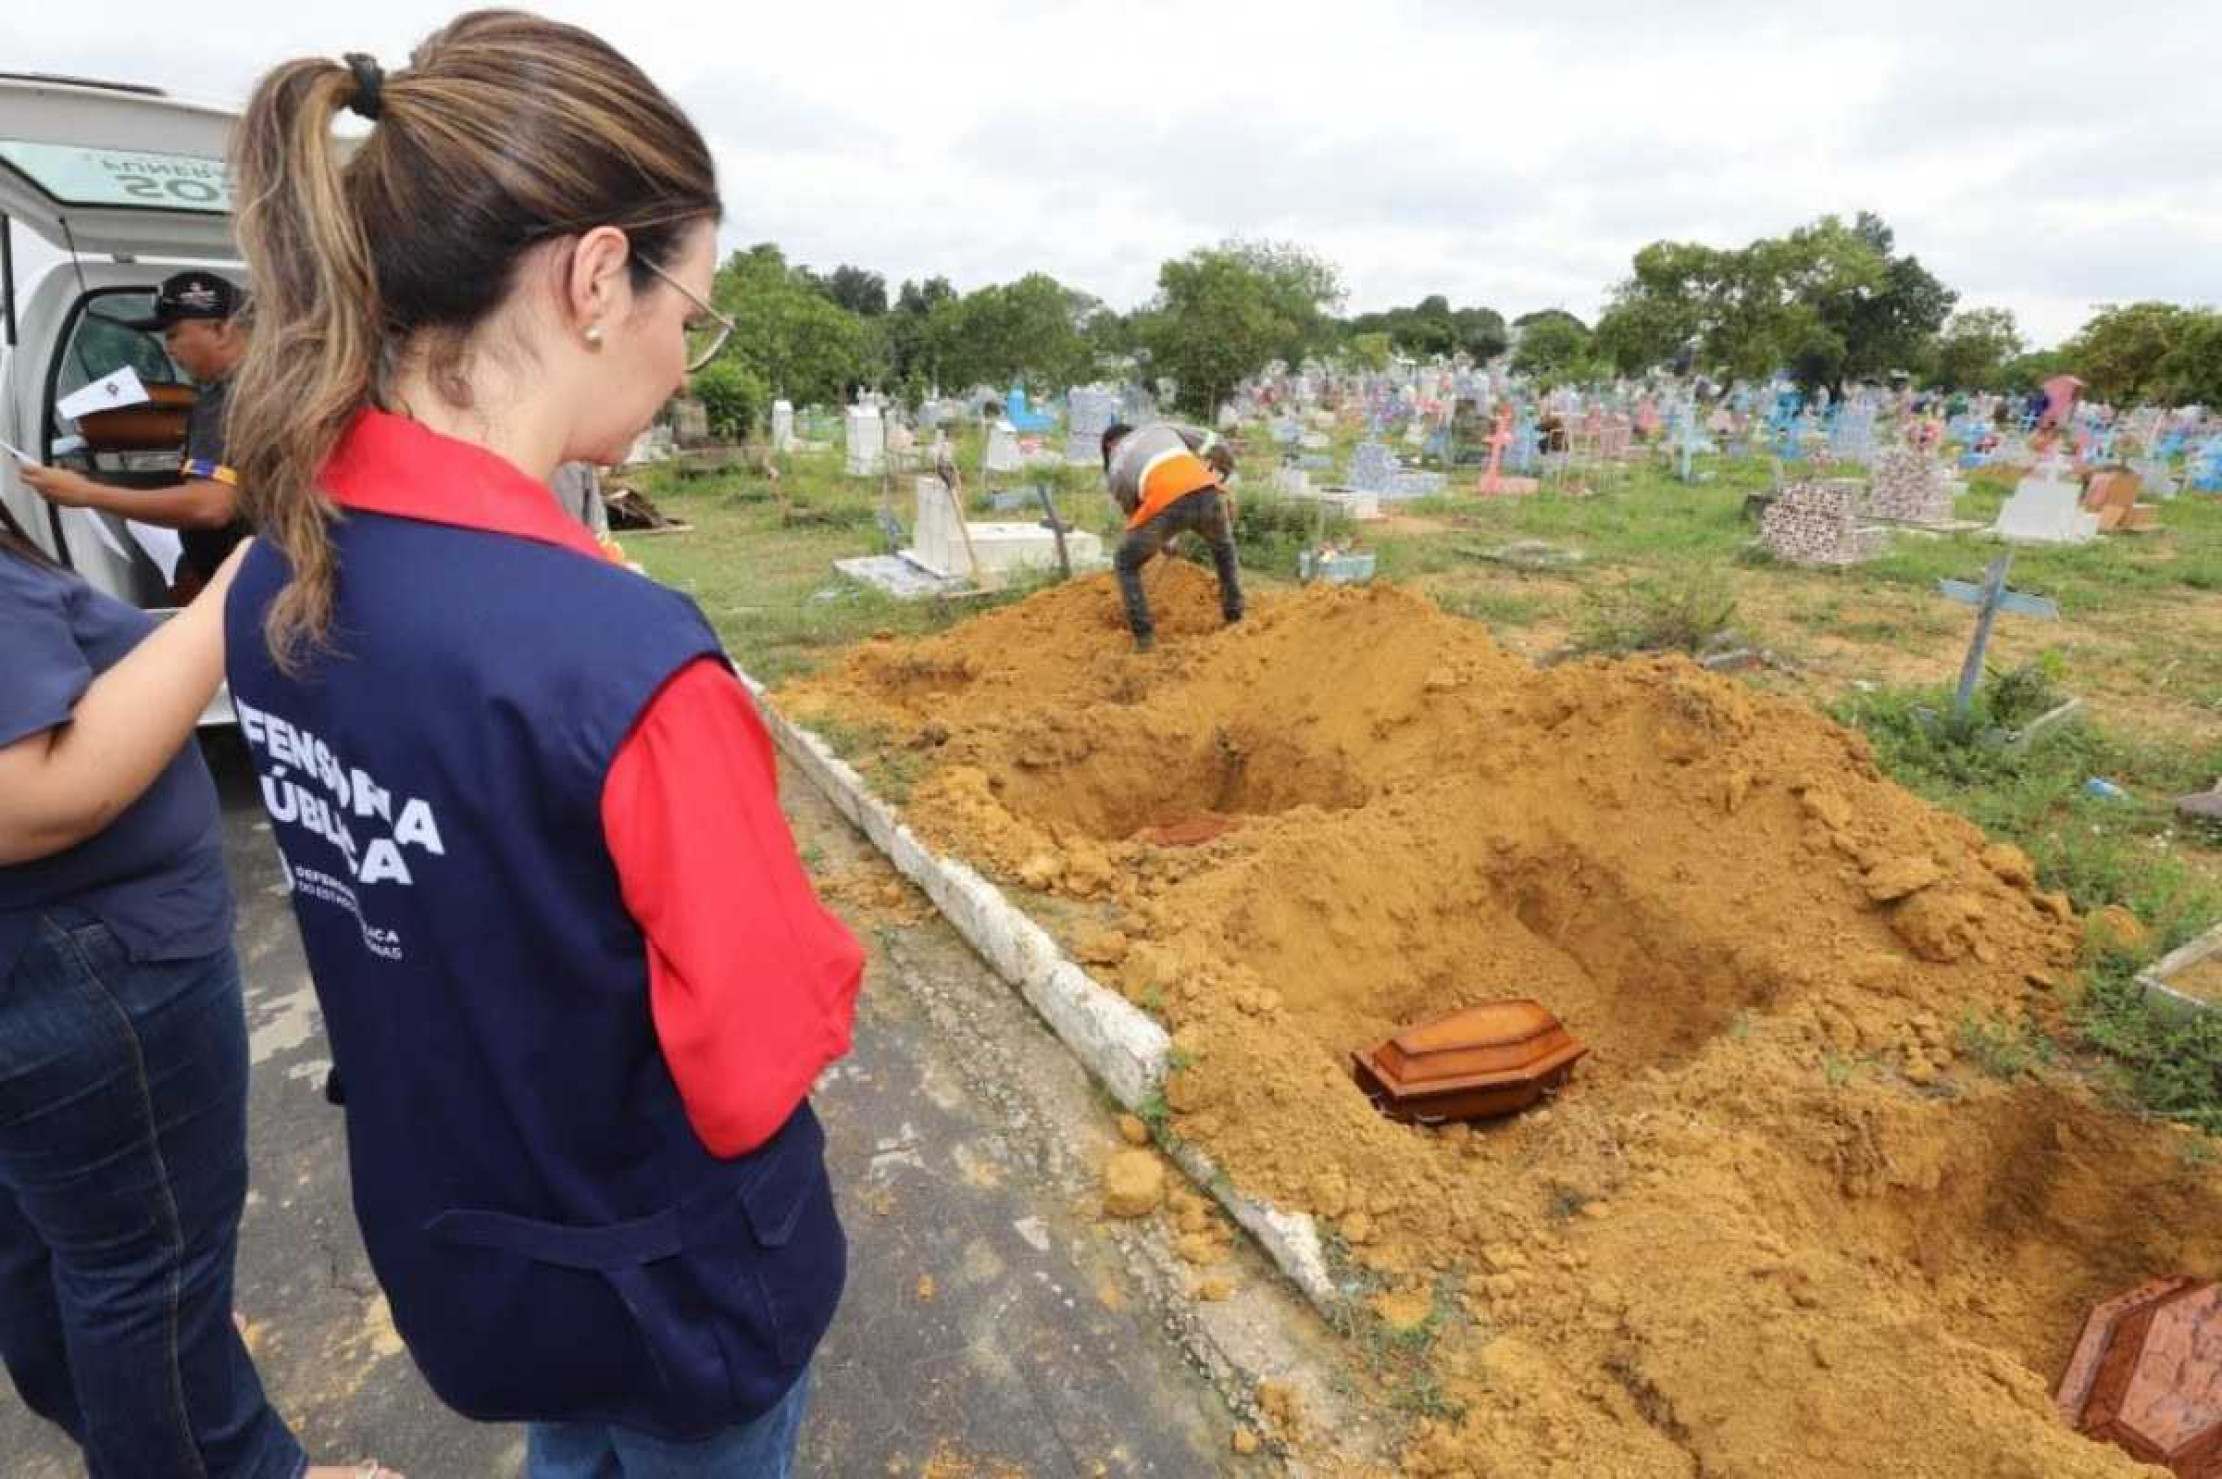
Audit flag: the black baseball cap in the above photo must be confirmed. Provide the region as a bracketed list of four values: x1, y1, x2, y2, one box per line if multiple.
[120, 270, 243, 330]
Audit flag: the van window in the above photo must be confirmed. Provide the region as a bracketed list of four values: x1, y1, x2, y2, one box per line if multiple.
[0, 141, 231, 214]
[56, 290, 182, 406]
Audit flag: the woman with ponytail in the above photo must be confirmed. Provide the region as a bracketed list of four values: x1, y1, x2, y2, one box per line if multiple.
[223, 13, 860, 1475]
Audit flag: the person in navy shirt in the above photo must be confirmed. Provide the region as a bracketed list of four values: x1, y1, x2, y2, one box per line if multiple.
[0, 516, 395, 1478]
[222, 18, 862, 1477]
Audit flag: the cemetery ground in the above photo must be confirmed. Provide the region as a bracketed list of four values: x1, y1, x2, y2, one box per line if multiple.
[615, 426, 2222, 1474]
[627, 428, 2222, 963]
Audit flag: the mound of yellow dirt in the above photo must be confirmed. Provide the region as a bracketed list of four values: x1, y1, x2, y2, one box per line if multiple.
[783, 569, 2221, 1477]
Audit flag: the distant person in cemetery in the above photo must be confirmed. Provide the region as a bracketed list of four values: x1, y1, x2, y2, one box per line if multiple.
[1100, 421, 1243, 653]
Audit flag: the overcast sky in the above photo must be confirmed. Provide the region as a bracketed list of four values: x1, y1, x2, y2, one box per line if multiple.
[9, 0, 2218, 347]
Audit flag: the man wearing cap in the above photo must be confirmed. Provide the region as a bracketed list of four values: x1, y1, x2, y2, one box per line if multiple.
[21, 271, 251, 598]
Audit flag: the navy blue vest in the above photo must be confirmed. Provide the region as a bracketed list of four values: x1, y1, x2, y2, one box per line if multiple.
[227, 514, 845, 1437]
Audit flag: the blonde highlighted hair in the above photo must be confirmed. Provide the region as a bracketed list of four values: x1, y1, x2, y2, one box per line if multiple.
[227, 9, 719, 669]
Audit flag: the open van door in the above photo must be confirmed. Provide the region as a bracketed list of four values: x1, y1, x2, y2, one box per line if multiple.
[0, 75, 242, 725]
[0, 74, 236, 260]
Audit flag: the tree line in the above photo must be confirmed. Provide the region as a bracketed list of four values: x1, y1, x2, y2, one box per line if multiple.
[688, 214, 2222, 435]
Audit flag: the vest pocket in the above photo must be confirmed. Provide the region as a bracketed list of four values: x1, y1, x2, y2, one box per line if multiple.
[413, 1108, 845, 1427]
[731, 1131, 847, 1371]
[422, 1198, 734, 1426]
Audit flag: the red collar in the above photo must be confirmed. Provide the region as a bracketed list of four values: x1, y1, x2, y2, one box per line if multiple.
[320, 408, 603, 560]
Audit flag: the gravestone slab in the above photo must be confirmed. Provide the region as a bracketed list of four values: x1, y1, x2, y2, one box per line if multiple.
[1065, 387, 1120, 465]
[982, 421, 1023, 474]
[905, 477, 1104, 584]
[1865, 448, 1956, 525]
[1992, 476, 2100, 545]
[2131, 458, 2180, 499]
[1349, 441, 1396, 494]
[1761, 479, 1887, 566]
[844, 406, 885, 477]
[771, 399, 796, 454]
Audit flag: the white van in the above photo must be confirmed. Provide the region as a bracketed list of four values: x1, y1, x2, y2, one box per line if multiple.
[0, 73, 243, 723]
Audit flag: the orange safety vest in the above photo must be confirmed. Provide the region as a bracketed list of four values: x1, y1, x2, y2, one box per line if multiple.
[1124, 448, 1219, 530]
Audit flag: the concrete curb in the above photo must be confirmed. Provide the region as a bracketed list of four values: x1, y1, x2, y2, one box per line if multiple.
[741, 673, 1338, 1311]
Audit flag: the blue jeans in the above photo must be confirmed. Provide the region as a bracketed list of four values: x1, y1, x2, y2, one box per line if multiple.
[0, 912, 305, 1479]
[526, 1370, 811, 1478]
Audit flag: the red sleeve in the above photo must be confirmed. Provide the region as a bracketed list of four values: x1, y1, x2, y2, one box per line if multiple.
[602, 657, 863, 1157]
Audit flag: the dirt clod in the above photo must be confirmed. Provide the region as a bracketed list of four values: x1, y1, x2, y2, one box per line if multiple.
[1101, 1149, 1165, 1219]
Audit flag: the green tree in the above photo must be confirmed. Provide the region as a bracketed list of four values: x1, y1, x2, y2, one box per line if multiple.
[712, 243, 877, 405]
[1594, 293, 1697, 376]
[886, 276, 957, 395]
[1511, 314, 1595, 383]
[1594, 214, 1954, 386]
[689, 359, 768, 440]
[1999, 349, 2070, 395]
[821, 264, 887, 317]
[1792, 213, 1954, 381]
[1928, 308, 2025, 392]
[925, 273, 1100, 393]
[1138, 240, 1345, 415]
[1344, 297, 1506, 361]
[2065, 302, 2219, 404]
[1513, 308, 1589, 335]
[1451, 305, 1510, 361]
[1346, 331, 1393, 372]
[2157, 310, 2222, 405]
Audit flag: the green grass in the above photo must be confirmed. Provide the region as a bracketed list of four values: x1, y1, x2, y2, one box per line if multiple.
[1957, 1013, 2051, 1079]
[1429, 585, 1559, 629]
[2078, 953, 2222, 1132]
[1570, 568, 1741, 655]
[1834, 684, 2222, 953]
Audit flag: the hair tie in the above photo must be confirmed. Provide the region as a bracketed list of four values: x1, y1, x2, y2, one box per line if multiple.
[343, 53, 384, 121]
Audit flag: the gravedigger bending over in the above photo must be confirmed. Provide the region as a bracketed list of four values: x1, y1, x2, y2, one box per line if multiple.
[1101, 421, 1243, 652]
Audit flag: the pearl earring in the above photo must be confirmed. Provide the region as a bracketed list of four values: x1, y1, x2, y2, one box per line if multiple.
[584, 324, 604, 347]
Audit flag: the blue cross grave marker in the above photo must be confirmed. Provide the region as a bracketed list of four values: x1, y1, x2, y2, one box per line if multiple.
[1937, 553, 2059, 719]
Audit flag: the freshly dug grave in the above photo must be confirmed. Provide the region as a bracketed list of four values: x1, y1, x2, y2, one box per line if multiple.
[782, 565, 2222, 1477]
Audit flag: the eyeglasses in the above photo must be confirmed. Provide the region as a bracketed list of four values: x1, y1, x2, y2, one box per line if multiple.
[640, 256, 738, 373]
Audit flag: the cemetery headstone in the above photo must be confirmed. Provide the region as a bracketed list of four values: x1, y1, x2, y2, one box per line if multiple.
[770, 399, 795, 454]
[672, 397, 711, 447]
[844, 405, 884, 477]
[982, 420, 1023, 474]
[1865, 448, 1957, 525]
[1991, 473, 2100, 545]
[1826, 404, 1878, 466]
[1065, 387, 1119, 465]
[1349, 441, 1397, 495]
[1936, 555, 2060, 720]
[2080, 469, 2160, 532]
[2130, 458, 2179, 499]
[1760, 479, 1887, 566]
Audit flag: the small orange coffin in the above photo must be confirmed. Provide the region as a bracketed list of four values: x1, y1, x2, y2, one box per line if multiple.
[1351, 1000, 1587, 1125]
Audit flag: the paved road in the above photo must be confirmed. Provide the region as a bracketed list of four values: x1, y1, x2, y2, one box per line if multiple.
[2, 735, 1283, 1476]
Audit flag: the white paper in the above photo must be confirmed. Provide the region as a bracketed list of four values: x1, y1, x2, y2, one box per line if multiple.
[56, 366, 151, 422]
[76, 506, 133, 564]
[127, 521, 184, 581]
[0, 434, 36, 464]
[69, 508, 179, 581]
